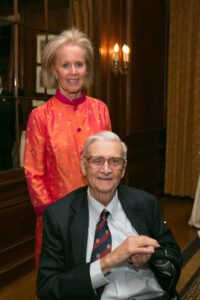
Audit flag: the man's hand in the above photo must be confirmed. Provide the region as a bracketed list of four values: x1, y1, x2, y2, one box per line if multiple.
[100, 235, 160, 275]
[128, 252, 152, 268]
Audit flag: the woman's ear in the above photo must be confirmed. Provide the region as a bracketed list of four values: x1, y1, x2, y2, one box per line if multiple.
[53, 70, 58, 80]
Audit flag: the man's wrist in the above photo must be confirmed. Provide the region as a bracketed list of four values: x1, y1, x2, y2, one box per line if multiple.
[100, 254, 113, 275]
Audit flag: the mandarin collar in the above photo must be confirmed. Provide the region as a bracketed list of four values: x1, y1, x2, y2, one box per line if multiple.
[55, 89, 86, 106]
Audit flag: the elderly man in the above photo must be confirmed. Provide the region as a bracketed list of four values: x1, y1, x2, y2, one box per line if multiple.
[37, 131, 182, 300]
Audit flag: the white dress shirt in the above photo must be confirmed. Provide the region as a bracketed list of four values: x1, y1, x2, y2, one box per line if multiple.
[86, 189, 166, 300]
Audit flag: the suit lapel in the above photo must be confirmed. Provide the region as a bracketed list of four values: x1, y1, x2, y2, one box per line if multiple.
[118, 187, 150, 236]
[70, 189, 89, 266]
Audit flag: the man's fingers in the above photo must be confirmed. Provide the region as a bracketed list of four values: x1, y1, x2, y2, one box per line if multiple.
[126, 236, 160, 253]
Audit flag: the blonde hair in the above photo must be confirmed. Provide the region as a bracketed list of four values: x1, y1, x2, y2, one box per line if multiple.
[42, 28, 94, 89]
[82, 131, 128, 159]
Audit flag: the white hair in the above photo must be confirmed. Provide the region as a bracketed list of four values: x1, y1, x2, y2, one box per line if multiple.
[82, 131, 127, 159]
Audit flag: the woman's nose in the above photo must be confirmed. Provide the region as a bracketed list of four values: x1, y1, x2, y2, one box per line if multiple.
[70, 64, 77, 74]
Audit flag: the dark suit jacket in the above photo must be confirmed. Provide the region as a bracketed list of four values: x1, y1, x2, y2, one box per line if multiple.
[37, 185, 182, 300]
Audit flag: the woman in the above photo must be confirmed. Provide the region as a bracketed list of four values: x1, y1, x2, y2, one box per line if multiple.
[24, 28, 111, 268]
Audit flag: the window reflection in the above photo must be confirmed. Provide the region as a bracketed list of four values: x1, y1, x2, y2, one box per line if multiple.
[0, 0, 14, 18]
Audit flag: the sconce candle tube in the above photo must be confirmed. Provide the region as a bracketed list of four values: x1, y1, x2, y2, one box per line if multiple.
[113, 43, 119, 62]
[122, 44, 130, 63]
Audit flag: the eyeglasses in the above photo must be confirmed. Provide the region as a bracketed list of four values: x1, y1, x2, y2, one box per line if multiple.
[85, 156, 126, 169]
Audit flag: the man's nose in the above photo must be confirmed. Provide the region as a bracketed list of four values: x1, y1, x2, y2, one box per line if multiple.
[100, 160, 112, 173]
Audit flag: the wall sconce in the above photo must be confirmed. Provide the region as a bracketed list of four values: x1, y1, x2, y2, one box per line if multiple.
[112, 43, 130, 75]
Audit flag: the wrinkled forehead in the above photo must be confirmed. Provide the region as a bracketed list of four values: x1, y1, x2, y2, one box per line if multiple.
[86, 140, 123, 157]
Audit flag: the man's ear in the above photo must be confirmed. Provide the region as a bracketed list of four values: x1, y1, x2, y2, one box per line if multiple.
[121, 160, 127, 178]
[80, 158, 86, 176]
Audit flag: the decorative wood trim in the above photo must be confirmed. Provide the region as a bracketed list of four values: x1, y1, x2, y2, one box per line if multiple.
[0, 168, 35, 288]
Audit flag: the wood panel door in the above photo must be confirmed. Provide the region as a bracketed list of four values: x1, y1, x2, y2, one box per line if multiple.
[91, 0, 168, 193]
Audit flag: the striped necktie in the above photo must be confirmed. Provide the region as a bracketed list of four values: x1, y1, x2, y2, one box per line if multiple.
[91, 209, 112, 262]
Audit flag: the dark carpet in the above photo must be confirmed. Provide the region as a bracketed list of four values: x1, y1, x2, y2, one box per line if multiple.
[178, 235, 200, 300]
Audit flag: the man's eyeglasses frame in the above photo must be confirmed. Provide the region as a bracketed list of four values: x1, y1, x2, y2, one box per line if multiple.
[84, 156, 126, 170]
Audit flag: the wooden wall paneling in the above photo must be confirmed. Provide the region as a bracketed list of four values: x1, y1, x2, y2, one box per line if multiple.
[124, 129, 166, 194]
[117, 0, 131, 138]
[130, 0, 167, 131]
[0, 238, 35, 288]
[90, 0, 167, 192]
[0, 169, 35, 288]
[93, 0, 131, 138]
[124, 0, 133, 137]
[103, 0, 121, 133]
[48, 0, 72, 33]
[123, 0, 168, 191]
[89, 0, 100, 97]
[95, 0, 112, 105]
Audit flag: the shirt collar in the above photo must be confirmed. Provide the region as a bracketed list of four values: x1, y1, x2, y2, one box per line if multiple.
[87, 188, 119, 222]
